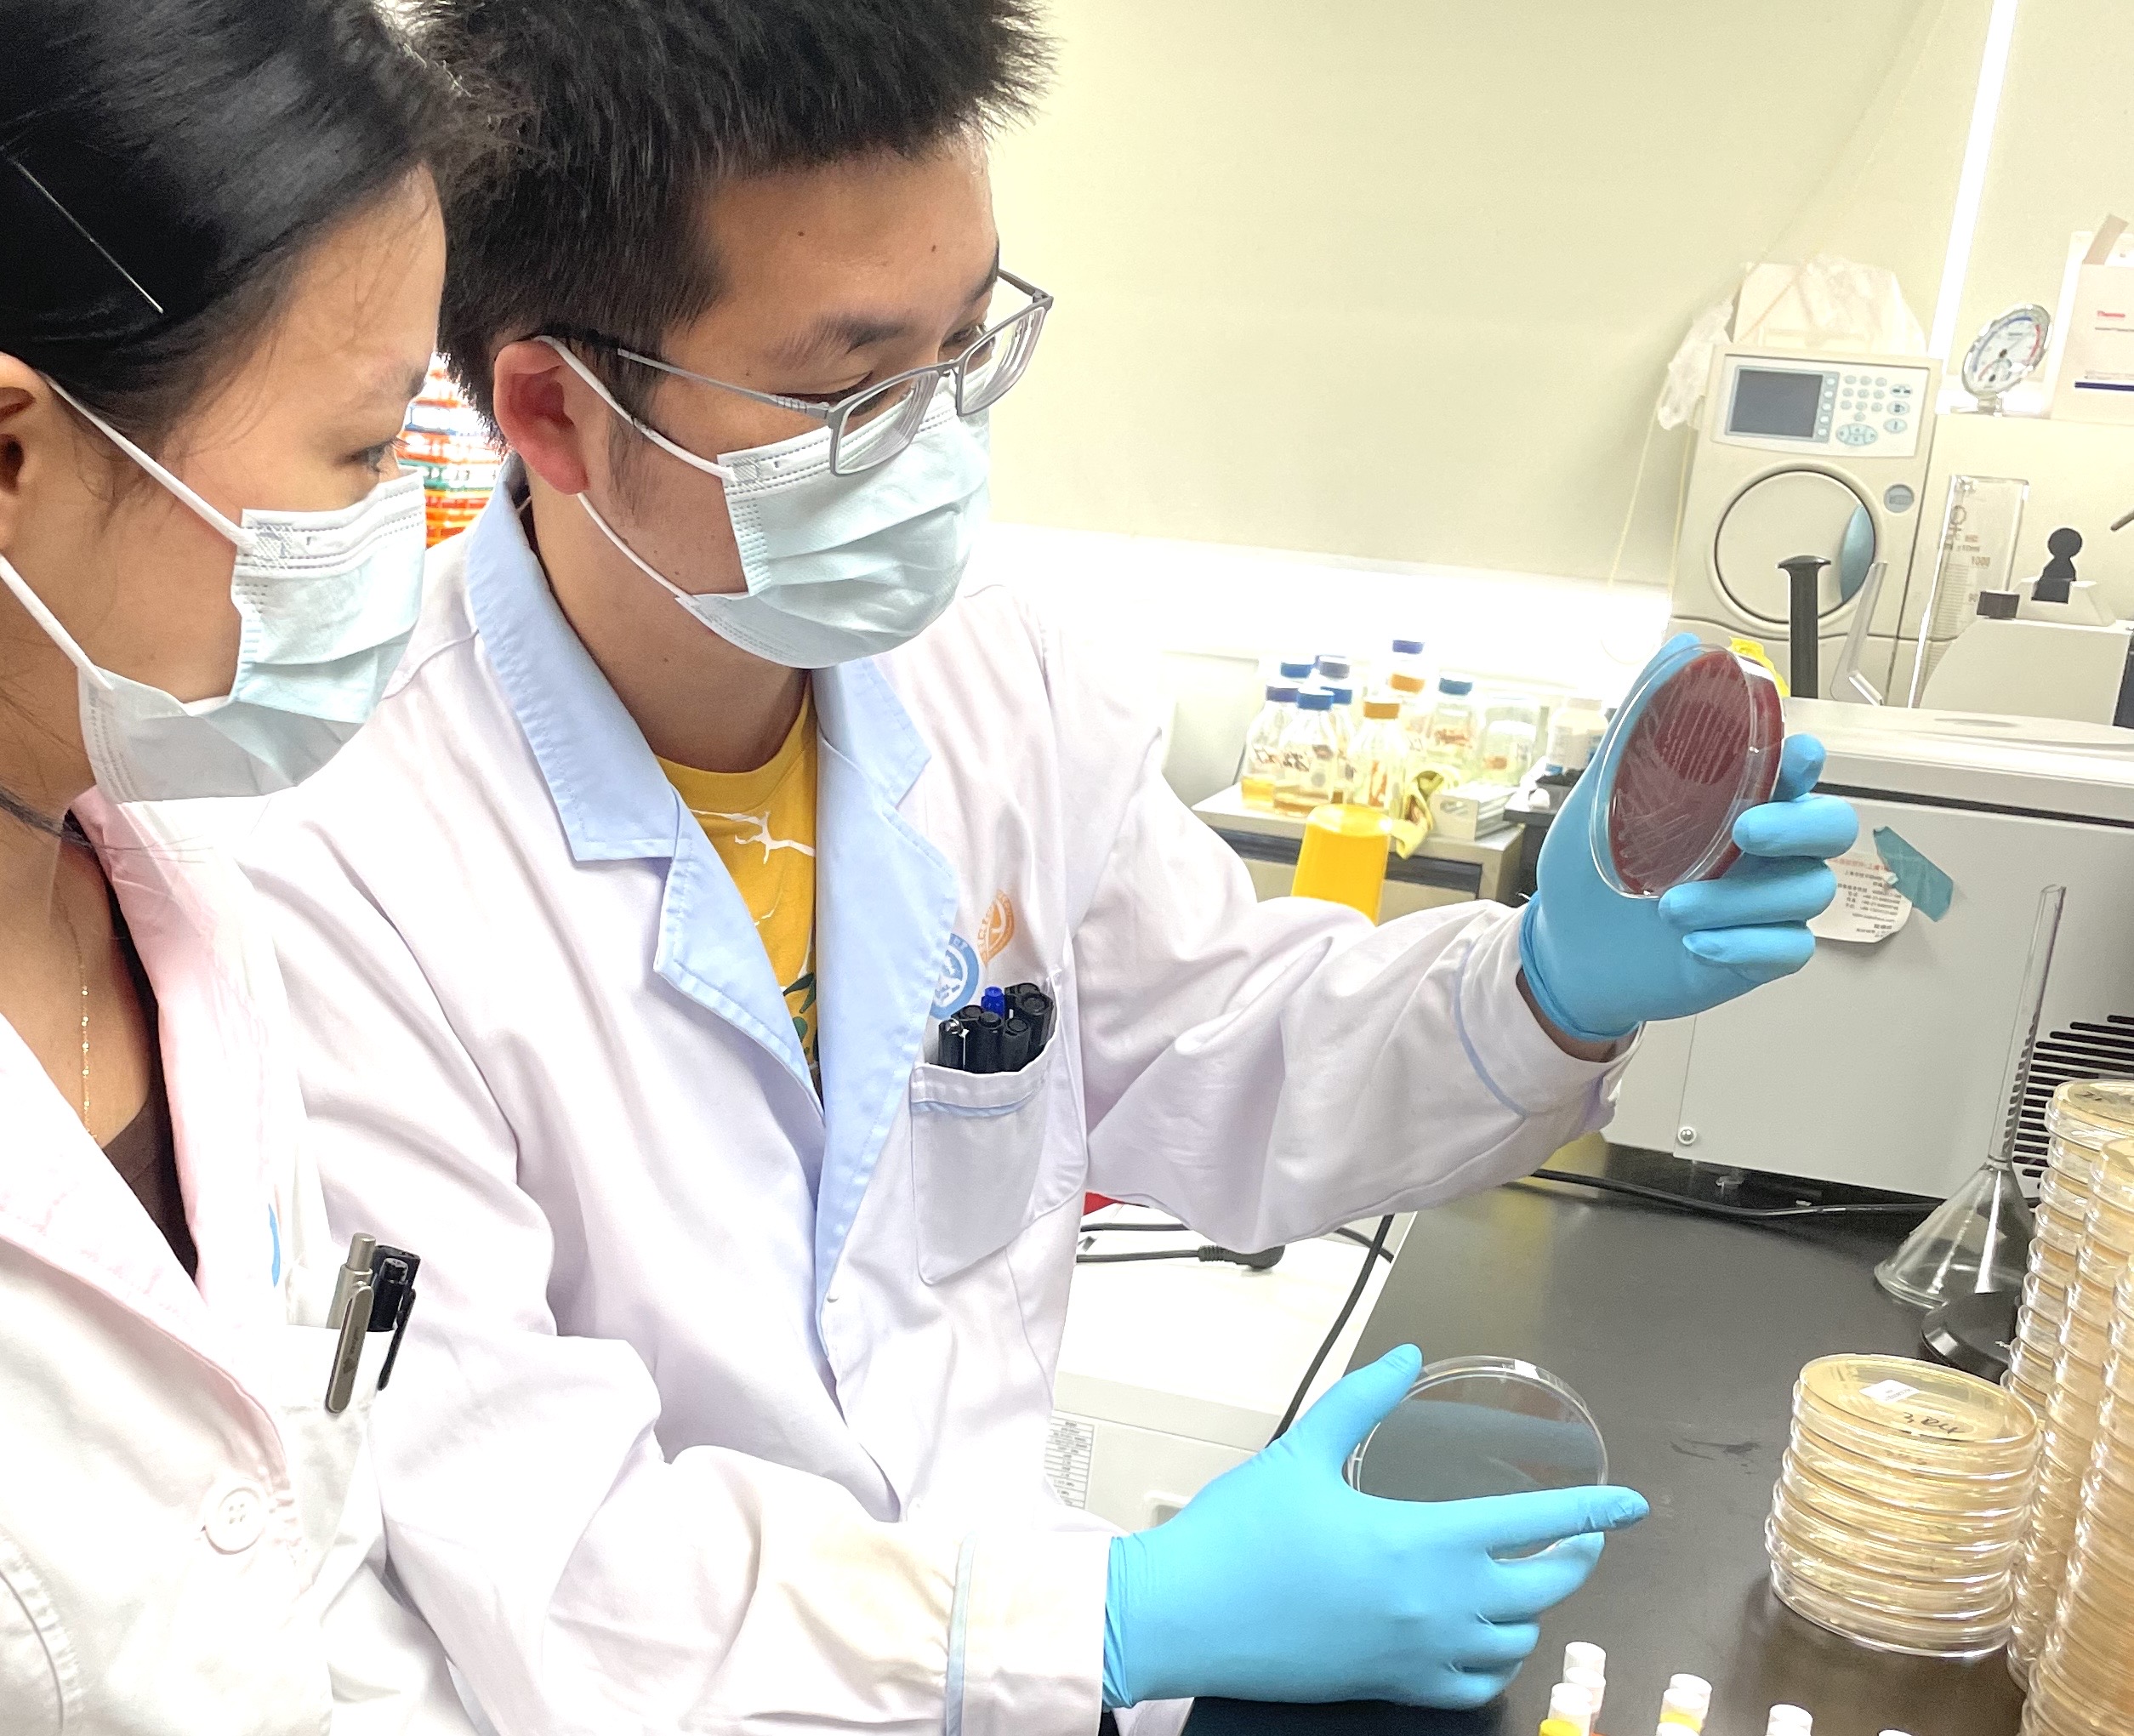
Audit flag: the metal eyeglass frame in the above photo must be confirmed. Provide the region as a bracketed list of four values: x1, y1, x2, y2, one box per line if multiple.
[573, 268, 1052, 477]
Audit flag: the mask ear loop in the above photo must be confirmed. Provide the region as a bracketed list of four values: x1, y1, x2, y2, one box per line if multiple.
[42, 378, 259, 554]
[575, 490, 705, 609]
[538, 338, 739, 484]
[0, 549, 117, 692]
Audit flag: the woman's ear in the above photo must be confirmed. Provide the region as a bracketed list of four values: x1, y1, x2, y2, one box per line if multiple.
[0, 358, 43, 549]
[491, 339, 594, 496]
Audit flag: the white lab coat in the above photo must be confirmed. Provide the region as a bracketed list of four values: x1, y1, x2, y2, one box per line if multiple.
[233, 472, 1628, 1736]
[0, 794, 473, 1735]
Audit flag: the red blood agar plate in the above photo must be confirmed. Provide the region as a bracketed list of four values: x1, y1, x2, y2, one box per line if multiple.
[1588, 642, 1784, 898]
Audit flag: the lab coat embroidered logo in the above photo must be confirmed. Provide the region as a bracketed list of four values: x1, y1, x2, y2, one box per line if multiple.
[933, 933, 982, 1019]
[976, 891, 1016, 965]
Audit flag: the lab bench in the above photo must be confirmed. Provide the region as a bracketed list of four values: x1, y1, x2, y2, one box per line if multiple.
[1192, 784, 1525, 913]
[1184, 1147, 2025, 1736]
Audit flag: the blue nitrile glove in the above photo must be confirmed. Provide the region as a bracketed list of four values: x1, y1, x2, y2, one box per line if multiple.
[1100, 1346, 1649, 1709]
[1519, 637, 1859, 1044]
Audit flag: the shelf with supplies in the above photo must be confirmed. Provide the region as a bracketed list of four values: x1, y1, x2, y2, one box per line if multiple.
[1191, 783, 1523, 914]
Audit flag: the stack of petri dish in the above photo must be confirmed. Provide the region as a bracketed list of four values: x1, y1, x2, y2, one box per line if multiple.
[2020, 1259, 2134, 1736]
[2009, 1131, 2134, 1673]
[2006, 1082, 2134, 1424]
[1767, 1353, 2038, 1658]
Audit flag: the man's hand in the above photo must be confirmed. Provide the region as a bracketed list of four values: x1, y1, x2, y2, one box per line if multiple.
[1101, 1346, 1648, 1708]
[1517, 639, 1858, 1046]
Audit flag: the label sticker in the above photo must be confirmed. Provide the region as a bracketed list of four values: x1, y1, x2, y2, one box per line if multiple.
[1872, 827, 1954, 922]
[1045, 1414, 1096, 1510]
[1809, 849, 1913, 945]
[1861, 1378, 1920, 1405]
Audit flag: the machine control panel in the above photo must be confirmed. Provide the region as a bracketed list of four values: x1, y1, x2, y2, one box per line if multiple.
[1712, 354, 1932, 460]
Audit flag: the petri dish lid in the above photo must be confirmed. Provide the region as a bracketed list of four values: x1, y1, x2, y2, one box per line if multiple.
[1798, 1356, 2038, 1454]
[2048, 1080, 2134, 1147]
[1345, 1354, 1606, 1504]
[1770, 1483, 2019, 1581]
[1587, 640, 1784, 899]
[1778, 1458, 2029, 1552]
[1781, 1433, 2034, 1520]
[1790, 1389, 2038, 1478]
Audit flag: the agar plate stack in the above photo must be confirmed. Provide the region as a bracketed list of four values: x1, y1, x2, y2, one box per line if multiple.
[2019, 1260, 2134, 1736]
[2006, 1082, 2134, 1423]
[1766, 1354, 2038, 1658]
[2007, 1125, 2134, 1672]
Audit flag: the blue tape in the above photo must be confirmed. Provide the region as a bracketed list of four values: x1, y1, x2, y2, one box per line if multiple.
[1873, 826, 1953, 921]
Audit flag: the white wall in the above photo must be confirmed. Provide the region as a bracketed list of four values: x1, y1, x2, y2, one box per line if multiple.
[985, 0, 1994, 586]
[1953, 1, 2134, 361]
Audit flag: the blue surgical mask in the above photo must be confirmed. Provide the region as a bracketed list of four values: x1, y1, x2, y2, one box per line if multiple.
[546, 339, 989, 669]
[0, 381, 425, 803]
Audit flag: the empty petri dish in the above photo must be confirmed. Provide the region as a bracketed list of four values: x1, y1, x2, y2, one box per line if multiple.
[1587, 640, 1784, 898]
[1345, 1355, 1606, 1505]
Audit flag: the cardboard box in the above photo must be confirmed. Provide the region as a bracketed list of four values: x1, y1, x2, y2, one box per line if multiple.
[2049, 216, 2134, 425]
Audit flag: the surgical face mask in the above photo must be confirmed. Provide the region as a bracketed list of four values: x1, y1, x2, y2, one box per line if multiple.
[0, 382, 425, 803]
[545, 339, 989, 669]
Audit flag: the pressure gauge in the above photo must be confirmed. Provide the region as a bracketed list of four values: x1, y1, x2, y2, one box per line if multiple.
[1960, 304, 2052, 412]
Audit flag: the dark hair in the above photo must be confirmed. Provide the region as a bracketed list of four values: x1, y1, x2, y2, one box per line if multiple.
[1, 0, 469, 448]
[412, 0, 1050, 424]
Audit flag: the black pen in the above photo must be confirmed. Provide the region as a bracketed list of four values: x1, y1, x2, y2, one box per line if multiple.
[366, 1245, 421, 1391]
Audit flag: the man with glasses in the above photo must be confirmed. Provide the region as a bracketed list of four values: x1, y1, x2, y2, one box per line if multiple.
[236, 3, 1852, 1733]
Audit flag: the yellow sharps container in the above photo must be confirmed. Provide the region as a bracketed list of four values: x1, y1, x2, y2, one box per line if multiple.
[1290, 804, 1392, 921]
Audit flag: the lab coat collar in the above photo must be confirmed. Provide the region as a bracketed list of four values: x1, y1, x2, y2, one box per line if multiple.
[463, 463, 680, 864]
[0, 794, 285, 1368]
[811, 727, 957, 1314]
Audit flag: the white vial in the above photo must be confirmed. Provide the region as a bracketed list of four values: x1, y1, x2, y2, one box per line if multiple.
[1562, 1642, 1607, 1682]
[1767, 1708, 1812, 1736]
[1659, 1685, 1707, 1731]
[1551, 1681, 1599, 1736]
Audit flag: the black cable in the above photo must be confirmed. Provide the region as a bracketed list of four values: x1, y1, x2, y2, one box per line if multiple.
[1518, 1166, 1935, 1223]
[1272, 1213, 1394, 1440]
[1075, 1249, 1204, 1266]
[1078, 1219, 1193, 1233]
[1334, 1225, 1396, 1261]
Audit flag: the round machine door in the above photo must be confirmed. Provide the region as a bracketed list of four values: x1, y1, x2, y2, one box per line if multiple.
[1712, 470, 1875, 625]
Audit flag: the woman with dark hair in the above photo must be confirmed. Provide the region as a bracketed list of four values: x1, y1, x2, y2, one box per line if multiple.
[0, 3, 478, 1729]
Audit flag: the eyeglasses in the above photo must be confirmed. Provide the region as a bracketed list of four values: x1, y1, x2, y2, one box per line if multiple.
[570, 268, 1051, 478]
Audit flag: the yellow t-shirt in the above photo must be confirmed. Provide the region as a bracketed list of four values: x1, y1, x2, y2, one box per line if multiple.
[658, 693, 819, 1073]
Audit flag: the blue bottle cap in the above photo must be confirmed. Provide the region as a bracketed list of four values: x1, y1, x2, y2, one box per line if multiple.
[1278, 659, 1317, 680]
[1316, 656, 1353, 679]
[1297, 690, 1334, 710]
[1438, 676, 1474, 696]
[1266, 684, 1300, 703]
[1326, 685, 1355, 705]
[981, 985, 1007, 1017]
[1391, 638, 1425, 656]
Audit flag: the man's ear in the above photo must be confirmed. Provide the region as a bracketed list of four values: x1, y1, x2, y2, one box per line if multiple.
[491, 339, 595, 495]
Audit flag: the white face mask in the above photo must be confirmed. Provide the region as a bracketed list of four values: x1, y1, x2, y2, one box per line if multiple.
[544, 339, 989, 669]
[0, 381, 426, 803]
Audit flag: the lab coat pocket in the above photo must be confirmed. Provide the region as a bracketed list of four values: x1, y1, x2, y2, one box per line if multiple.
[0, 1530, 77, 1736]
[259, 1323, 394, 1566]
[909, 1043, 1059, 1284]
